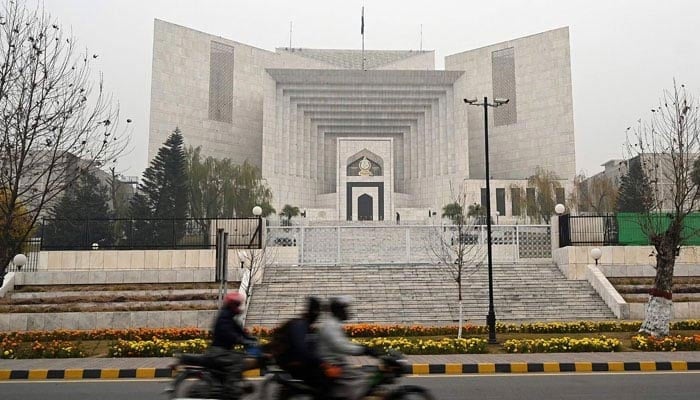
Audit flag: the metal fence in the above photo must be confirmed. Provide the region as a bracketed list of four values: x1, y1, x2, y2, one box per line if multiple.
[267, 224, 552, 265]
[558, 214, 619, 247]
[39, 217, 262, 250]
[7, 238, 41, 272]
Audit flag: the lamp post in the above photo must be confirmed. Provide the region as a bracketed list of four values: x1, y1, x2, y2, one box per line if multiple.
[464, 96, 509, 344]
[590, 248, 602, 265]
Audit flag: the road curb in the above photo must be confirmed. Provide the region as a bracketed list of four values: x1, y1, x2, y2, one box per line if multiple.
[1, 361, 699, 380]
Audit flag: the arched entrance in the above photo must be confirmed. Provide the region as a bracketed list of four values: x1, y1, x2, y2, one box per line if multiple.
[357, 194, 373, 221]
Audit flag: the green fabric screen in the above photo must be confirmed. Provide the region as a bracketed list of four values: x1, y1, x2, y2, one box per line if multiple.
[616, 212, 700, 245]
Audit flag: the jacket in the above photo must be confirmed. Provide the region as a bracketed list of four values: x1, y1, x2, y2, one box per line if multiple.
[211, 307, 256, 349]
[317, 315, 364, 364]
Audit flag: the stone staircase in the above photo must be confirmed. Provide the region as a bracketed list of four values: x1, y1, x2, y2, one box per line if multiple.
[245, 263, 615, 327]
[0, 282, 236, 330]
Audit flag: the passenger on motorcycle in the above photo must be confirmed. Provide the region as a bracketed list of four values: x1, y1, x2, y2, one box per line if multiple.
[208, 292, 258, 399]
[317, 296, 379, 399]
[273, 296, 328, 397]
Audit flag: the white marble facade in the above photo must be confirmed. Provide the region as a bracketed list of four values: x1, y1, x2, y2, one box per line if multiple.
[149, 20, 575, 220]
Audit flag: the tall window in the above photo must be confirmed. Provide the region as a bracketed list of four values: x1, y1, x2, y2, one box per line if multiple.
[209, 42, 234, 123]
[511, 188, 521, 216]
[555, 187, 566, 206]
[480, 188, 488, 210]
[526, 188, 536, 216]
[496, 188, 506, 216]
[491, 47, 517, 126]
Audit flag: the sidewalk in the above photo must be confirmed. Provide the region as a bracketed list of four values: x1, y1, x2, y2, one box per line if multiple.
[1, 352, 699, 380]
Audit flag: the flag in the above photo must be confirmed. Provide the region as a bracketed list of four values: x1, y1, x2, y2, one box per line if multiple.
[361, 6, 364, 35]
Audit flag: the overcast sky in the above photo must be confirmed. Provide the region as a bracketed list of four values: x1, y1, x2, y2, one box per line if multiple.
[42, 0, 700, 178]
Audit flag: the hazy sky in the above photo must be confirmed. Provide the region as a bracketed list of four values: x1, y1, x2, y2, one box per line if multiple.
[41, 0, 700, 178]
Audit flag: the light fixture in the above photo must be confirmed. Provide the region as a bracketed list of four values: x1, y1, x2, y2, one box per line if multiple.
[590, 248, 602, 265]
[554, 203, 566, 215]
[13, 254, 27, 271]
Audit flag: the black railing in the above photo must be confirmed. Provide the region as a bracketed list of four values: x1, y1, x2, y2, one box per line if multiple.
[40, 217, 262, 250]
[558, 214, 619, 247]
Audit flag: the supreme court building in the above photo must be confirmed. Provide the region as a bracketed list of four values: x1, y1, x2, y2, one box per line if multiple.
[149, 20, 575, 222]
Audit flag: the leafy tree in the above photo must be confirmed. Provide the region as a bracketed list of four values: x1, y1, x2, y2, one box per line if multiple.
[570, 173, 618, 213]
[527, 167, 562, 224]
[129, 128, 188, 246]
[43, 171, 114, 249]
[231, 161, 275, 217]
[616, 157, 653, 213]
[186, 147, 275, 219]
[442, 202, 463, 224]
[626, 82, 700, 337]
[0, 1, 128, 283]
[279, 204, 300, 226]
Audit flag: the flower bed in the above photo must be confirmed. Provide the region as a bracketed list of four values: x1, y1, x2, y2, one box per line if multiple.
[358, 337, 488, 355]
[630, 335, 700, 351]
[0, 327, 208, 342]
[108, 338, 209, 357]
[503, 337, 622, 353]
[1, 337, 86, 359]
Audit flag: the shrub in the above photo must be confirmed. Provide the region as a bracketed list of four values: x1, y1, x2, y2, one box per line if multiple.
[503, 336, 622, 353]
[358, 337, 488, 355]
[631, 335, 700, 351]
[108, 338, 209, 357]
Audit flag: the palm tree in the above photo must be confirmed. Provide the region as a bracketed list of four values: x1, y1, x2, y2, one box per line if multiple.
[279, 204, 300, 226]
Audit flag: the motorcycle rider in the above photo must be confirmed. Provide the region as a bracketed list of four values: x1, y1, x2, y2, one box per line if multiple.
[274, 296, 328, 398]
[208, 291, 258, 399]
[317, 296, 379, 399]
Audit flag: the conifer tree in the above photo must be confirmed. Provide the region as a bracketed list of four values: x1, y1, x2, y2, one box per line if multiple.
[617, 157, 653, 213]
[129, 128, 189, 246]
[43, 171, 114, 249]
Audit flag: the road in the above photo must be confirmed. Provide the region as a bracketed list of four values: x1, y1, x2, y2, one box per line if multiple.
[1, 372, 699, 400]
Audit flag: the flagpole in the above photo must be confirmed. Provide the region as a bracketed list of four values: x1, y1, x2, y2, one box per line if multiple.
[361, 6, 365, 70]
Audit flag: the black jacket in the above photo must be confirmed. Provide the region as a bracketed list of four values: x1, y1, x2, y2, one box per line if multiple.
[278, 318, 322, 368]
[211, 307, 256, 349]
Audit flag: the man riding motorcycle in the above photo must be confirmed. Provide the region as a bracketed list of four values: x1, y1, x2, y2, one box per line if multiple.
[317, 296, 379, 399]
[208, 292, 258, 399]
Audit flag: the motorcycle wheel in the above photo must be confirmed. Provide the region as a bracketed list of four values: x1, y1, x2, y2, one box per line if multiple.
[172, 375, 212, 399]
[259, 375, 314, 400]
[385, 385, 435, 400]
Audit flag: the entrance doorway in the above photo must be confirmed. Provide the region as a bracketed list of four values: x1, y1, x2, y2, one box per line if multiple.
[357, 194, 373, 221]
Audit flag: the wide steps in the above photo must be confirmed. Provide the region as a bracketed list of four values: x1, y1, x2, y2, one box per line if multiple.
[245, 263, 615, 326]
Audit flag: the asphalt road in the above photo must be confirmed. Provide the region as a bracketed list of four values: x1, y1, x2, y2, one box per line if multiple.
[1, 372, 699, 400]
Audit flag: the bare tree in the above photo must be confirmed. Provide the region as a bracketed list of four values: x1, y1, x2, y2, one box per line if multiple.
[0, 1, 129, 283]
[429, 188, 485, 338]
[570, 172, 618, 213]
[237, 232, 278, 301]
[626, 82, 700, 337]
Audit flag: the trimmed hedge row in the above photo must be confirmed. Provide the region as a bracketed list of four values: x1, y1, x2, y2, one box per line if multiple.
[631, 334, 700, 351]
[503, 336, 622, 353]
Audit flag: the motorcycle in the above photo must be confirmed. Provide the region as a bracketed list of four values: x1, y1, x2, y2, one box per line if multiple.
[165, 347, 263, 399]
[259, 350, 435, 400]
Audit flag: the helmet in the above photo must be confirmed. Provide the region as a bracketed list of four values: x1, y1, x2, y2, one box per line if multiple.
[305, 296, 322, 323]
[329, 296, 352, 321]
[224, 292, 246, 314]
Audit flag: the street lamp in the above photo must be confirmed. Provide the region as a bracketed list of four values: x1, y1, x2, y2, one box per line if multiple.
[590, 248, 602, 265]
[13, 254, 27, 271]
[463, 96, 509, 344]
[554, 203, 566, 215]
[495, 211, 500, 225]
